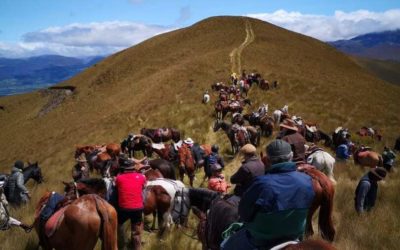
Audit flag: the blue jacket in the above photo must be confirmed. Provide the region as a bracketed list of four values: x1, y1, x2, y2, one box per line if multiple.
[239, 161, 315, 242]
[336, 144, 351, 160]
[355, 173, 378, 213]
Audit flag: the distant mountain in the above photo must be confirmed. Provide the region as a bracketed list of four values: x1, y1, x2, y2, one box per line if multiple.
[0, 55, 105, 96]
[329, 30, 400, 61]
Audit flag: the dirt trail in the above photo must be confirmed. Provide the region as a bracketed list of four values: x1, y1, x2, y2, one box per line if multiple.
[230, 19, 255, 75]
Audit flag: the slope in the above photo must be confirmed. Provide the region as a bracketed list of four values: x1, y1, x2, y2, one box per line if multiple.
[0, 16, 399, 250]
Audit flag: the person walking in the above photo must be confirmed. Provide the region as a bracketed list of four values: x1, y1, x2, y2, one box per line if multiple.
[208, 163, 230, 194]
[382, 146, 396, 171]
[0, 187, 32, 232]
[204, 144, 225, 180]
[355, 167, 387, 214]
[5, 161, 30, 206]
[115, 157, 147, 249]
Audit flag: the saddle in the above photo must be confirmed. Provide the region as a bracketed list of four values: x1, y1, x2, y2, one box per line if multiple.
[44, 206, 67, 238]
[305, 146, 323, 158]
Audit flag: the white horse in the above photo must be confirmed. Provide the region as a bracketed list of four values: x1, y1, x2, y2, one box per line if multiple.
[258, 103, 269, 116]
[305, 146, 336, 184]
[202, 92, 210, 104]
[273, 104, 289, 125]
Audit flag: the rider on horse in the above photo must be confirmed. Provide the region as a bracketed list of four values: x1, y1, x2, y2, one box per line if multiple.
[222, 140, 315, 250]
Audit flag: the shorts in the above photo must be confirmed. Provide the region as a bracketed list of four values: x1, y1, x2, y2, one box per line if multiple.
[117, 208, 143, 225]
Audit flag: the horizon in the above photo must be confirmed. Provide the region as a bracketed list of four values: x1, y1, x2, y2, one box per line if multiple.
[1, 0, 400, 58]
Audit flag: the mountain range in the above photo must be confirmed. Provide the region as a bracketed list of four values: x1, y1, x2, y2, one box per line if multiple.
[0, 55, 104, 96]
[329, 29, 400, 61]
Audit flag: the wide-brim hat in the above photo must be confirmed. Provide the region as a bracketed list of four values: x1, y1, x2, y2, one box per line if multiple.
[184, 138, 194, 145]
[279, 119, 298, 131]
[370, 167, 387, 180]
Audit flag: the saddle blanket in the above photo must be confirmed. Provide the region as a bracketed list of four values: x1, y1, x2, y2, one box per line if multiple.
[45, 206, 67, 238]
[145, 179, 185, 201]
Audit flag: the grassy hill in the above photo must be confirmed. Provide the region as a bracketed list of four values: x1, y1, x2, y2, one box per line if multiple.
[0, 16, 400, 249]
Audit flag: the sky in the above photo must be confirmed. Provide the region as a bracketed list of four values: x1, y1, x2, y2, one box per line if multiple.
[1, 0, 399, 58]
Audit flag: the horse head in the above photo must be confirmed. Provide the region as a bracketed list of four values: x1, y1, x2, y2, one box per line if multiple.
[213, 120, 221, 132]
[24, 162, 43, 184]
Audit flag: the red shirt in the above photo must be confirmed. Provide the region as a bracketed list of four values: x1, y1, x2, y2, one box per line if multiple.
[116, 172, 146, 210]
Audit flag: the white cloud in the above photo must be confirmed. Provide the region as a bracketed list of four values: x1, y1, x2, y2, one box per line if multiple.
[0, 21, 174, 58]
[247, 9, 400, 41]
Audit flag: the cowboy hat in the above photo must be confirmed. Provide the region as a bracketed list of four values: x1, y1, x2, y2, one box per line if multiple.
[184, 138, 194, 145]
[370, 167, 387, 180]
[279, 119, 299, 131]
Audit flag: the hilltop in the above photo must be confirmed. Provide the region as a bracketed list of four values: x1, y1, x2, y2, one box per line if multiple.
[0, 16, 400, 250]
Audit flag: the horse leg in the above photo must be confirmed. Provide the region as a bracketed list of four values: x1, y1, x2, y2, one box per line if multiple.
[151, 211, 157, 230]
[305, 202, 319, 238]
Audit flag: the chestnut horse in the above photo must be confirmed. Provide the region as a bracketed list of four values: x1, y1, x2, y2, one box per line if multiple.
[215, 99, 252, 120]
[75, 143, 120, 173]
[34, 192, 117, 250]
[150, 143, 179, 163]
[140, 127, 181, 143]
[353, 147, 383, 168]
[127, 135, 153, 157]
[243, 113, 274, 137]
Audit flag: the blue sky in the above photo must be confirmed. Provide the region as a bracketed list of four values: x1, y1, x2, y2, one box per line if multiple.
[1, 0, 399, 57]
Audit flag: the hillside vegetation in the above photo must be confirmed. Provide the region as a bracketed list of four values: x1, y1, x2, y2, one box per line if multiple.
[0, 16, 399, 250]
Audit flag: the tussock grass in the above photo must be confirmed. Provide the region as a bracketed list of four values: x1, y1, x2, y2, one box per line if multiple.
[0, 16, 399, 249]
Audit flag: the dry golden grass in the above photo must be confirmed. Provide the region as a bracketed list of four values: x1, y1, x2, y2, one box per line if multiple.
[0, 16, 399, 249]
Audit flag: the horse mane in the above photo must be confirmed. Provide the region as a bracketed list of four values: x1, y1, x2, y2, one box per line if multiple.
[188, 188, 220, 212]
[77, 178, 106, 190]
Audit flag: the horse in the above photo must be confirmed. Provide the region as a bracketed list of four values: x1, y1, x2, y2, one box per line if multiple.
[211, 82, 227, 91]
[213, 120, 259, 154]
[357, 127, 382, 141]
[353, 147, 383, 168]
[148, 158, 176, 180]
[273, 105, 289, 125]
[75, 144, 118, 173]
[143, 179, 189, 235]
[150, 143, 179, 163]
[305, 145, 337, 184]
[259, 79, 269, 90]
[331, 127, 350, 149]
[291, 117, 332, 147]
[140, 127, 181, 143]
[3, 162, 44, 201]
[203, 92, 211, 104]
[177, 144, 196, 187]
[63, 178, 108, 199]
[243, 113, 274, 137]
[127, 135, 153, 157]
[215, 99, 252, 120]
[33, 192, 117, 250]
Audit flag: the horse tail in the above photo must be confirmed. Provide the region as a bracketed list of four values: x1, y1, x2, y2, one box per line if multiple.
[316, 172, 336, 242]
[94, 195, 118, 250]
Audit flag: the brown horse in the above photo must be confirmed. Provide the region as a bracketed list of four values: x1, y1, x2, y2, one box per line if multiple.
[140, 127, 181, 143]
[150, 143, 179, 162]
[34, 192, 117, 250]
[353, 147, 383, 168]
[178, 144, 196, 186]
[75, 144, 119, 174]
[143, 179, 187, 235]
[243, 113, 274, 137]
[215, 99, 252, 120]
[127, 135, 153, 157]
[259, 79, 270, 90]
